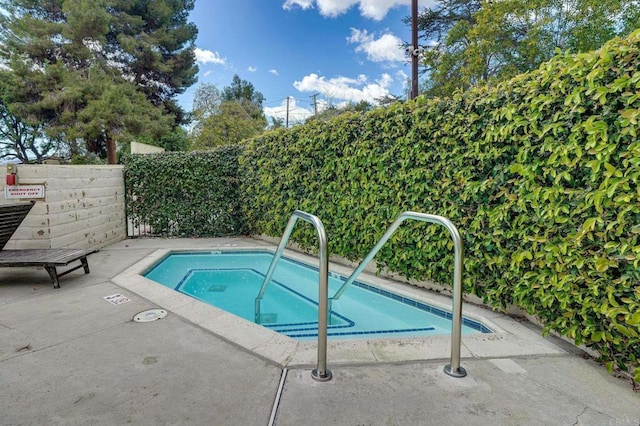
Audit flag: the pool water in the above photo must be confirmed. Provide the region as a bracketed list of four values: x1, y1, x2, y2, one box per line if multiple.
[144, 251, 491, 341]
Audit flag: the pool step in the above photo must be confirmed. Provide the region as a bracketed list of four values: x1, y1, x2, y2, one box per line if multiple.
[207, 284, 228, 292]
[259, 313, 278, 324]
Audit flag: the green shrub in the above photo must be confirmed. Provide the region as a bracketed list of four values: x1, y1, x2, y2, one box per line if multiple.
[123, 146, 247, 237]
[240, 31, 640, 380]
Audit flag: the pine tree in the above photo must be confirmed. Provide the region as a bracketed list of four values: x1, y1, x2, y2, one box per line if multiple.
[105, 0, 199, 124]
[0, 0, 198, 163]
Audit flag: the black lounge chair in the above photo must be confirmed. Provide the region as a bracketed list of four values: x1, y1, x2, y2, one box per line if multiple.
[0, 201, 97, 288]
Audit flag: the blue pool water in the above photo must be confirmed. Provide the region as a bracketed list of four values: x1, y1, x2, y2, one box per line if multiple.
[144, 250, 491, 341]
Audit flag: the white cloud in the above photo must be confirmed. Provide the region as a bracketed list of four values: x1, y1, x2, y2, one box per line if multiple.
[394, 69, 410, 97]
[283, 0, 315, 10]
[269, 69, 280, 76]
[315, 0, 359, 17]
[194, 48, 226, 65]
[293, 72, 393, 104]
[283, 0, 434, 20]
[347, 28, 405, 62]
[357, 0, 409, 20]
[264, 97, 314, 126]
[247, 66, 257, 72]
[203, 70, 212, 77]
[395, 69, 408, 83]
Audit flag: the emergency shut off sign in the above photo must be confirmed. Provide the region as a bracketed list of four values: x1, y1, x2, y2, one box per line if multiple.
[4, 185, 45, 199]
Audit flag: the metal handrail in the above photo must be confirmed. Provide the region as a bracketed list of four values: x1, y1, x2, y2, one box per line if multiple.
[328, 211, 467, 378]
[254, 210, 332, 382]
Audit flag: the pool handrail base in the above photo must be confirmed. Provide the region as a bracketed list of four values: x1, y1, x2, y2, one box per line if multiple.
[255, 210, 332, 382]
[328, 211, 467, 378]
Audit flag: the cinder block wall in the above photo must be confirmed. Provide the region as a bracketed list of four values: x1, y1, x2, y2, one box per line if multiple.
[1, 165, 126, 249]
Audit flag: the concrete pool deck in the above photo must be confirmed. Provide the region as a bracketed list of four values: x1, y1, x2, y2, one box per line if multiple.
[1, 237, 638, 425]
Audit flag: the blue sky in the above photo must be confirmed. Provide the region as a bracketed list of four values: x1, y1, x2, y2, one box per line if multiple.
[179, 0, 434, 125]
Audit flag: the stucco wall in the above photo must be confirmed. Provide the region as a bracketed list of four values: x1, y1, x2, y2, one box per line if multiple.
[1, 165, 126, 250]
[130, 141, 165, 154]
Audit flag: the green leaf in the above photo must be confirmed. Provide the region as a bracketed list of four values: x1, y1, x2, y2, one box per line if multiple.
[628, 312, 640, 326]
[594, 257, 609, 272]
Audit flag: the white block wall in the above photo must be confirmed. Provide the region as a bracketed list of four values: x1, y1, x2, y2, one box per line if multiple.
[131, 141, 165, 154]
[1, 165, 126, 250]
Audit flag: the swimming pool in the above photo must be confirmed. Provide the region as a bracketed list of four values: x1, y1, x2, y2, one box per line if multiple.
[144, 250, 491, 341]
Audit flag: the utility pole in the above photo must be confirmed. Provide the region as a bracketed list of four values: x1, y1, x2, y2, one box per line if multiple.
[285, 96, 290, 127]
[411, 0, 419, 100]
[311, 93, 319, 115]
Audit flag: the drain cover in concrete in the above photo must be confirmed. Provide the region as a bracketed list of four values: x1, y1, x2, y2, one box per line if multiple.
[134, 309, 168, 323]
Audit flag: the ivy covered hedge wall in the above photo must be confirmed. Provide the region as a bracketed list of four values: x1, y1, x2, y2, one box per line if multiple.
[123, 146, 247, 237]
[240, 32, 640, 379]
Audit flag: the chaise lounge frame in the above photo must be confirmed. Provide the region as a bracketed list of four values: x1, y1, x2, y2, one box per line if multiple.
[0, 201, 97, 288]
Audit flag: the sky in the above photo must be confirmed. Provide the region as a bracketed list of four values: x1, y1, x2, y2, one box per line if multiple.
[179, 0, 434, 126]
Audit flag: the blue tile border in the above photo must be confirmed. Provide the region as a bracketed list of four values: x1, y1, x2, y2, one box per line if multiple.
[169, 251, 215, 256]
[288, 327, 437, 339]
[351, 280, 492, 333]
[284, 254, 491, 334]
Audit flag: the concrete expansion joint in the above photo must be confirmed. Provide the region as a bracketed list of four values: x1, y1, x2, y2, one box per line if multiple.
[462, 341, 477, 358]
[268, 368, 288, 426]
[279, 362, 317, 370]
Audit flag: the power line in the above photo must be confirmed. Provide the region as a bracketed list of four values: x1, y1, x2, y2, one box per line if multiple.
[263, 98, 290, 106]
[263, 96, 314, 106]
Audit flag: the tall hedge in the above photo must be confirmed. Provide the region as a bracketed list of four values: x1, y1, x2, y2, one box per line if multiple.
[123, 146, 247, 237]
[240, 31, 640, 379]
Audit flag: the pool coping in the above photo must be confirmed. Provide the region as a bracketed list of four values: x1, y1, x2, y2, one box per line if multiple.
[112, 242, 567, 368]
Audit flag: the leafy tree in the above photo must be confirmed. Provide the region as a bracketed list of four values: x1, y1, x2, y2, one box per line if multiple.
[190, 82, 223, 143]
[306, 100, 375, 123]
[191, 101, 265, 149]
[305, 105, 341, 123]
[0, 0, 198, 163]
[192, 83, 223, 122]
[350, 100, 374, 113]
[269, 117, 285, 129]
[190, 78, 267, 148]
[221, 75, 268, 132]
[0, 100, 60, 163]
[135, 127, 190, 152]
[155, 127, 191, 152]
[375, 94, 403, 106]
[412, 0, 640, 96]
